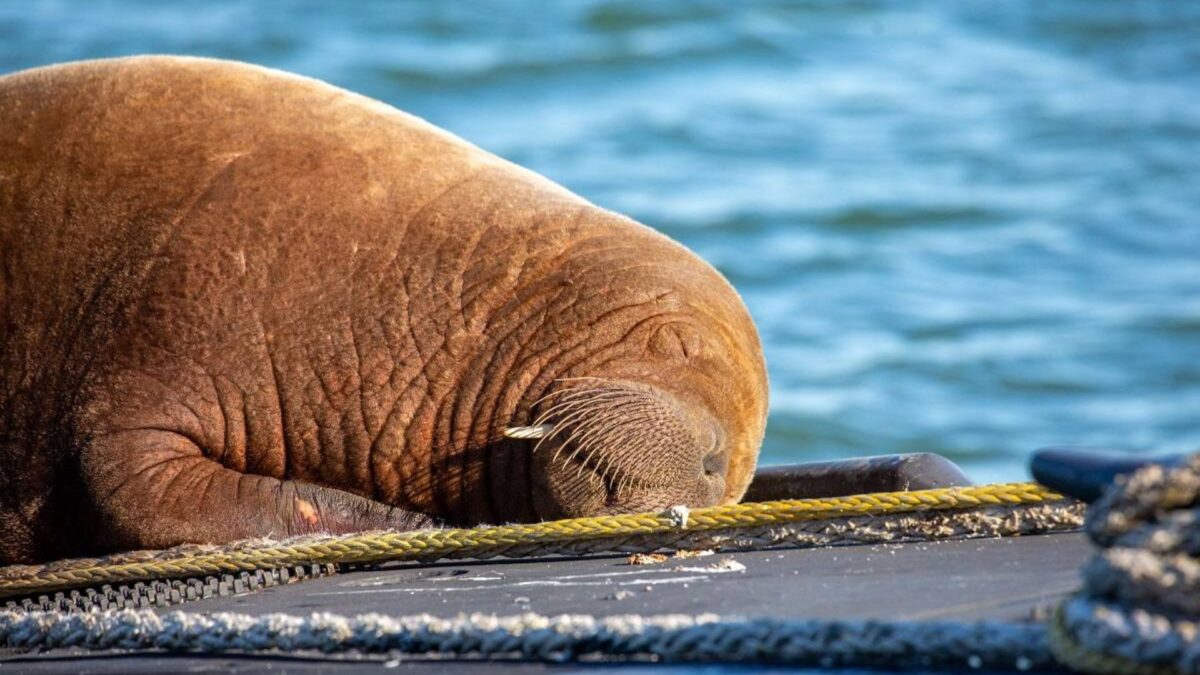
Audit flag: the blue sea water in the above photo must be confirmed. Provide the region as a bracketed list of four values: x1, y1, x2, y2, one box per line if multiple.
[2, 1, 1197, 482]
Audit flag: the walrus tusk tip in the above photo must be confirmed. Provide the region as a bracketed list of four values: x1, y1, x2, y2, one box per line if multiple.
[504, 424, 555, 440]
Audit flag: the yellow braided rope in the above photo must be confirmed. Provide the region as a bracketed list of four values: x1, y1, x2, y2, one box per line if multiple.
[0, 482, 1065, 599]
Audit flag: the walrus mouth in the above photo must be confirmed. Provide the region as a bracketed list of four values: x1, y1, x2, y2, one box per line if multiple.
[516, 379, 726, 519]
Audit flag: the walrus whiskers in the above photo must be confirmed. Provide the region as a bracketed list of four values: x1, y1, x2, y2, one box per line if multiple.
[532, 388, 631, 468]
[539, 388, 635, 474]
[509, 382, 718, 503]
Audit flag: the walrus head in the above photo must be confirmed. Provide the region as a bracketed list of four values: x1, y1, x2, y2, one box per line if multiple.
[494, 219, 769, 521]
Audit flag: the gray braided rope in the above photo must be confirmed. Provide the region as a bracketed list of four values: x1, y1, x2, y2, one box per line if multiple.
[0, 609, 1053, 669]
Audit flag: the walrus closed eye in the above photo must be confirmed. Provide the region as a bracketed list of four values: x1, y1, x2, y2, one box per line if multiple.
[0, 55, 769, 564]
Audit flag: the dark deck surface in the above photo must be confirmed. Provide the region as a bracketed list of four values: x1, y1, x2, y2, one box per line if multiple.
[2, 532, 1090, 674]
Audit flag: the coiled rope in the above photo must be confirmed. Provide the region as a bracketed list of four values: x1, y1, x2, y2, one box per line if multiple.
[0, 482, 1068, 599]
[1048, 454, 1200, 675]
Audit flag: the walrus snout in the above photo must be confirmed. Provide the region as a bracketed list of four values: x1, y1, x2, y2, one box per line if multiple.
[522, 380, 729, 519]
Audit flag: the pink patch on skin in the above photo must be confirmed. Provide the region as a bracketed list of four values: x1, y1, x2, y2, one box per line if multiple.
[295, 498, 319, 527]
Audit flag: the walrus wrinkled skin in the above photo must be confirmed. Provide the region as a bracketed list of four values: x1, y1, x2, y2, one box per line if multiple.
[0, 56, 768, 563]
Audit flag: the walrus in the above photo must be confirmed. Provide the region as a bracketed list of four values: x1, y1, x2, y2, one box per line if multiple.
[0, 57, 974, 565]
[0, 56, 770, 563]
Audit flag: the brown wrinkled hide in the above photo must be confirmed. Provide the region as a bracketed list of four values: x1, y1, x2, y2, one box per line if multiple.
[0, 56, 768, 563]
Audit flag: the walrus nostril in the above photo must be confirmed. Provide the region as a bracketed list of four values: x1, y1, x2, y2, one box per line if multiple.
[703, 451, 727, 477]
